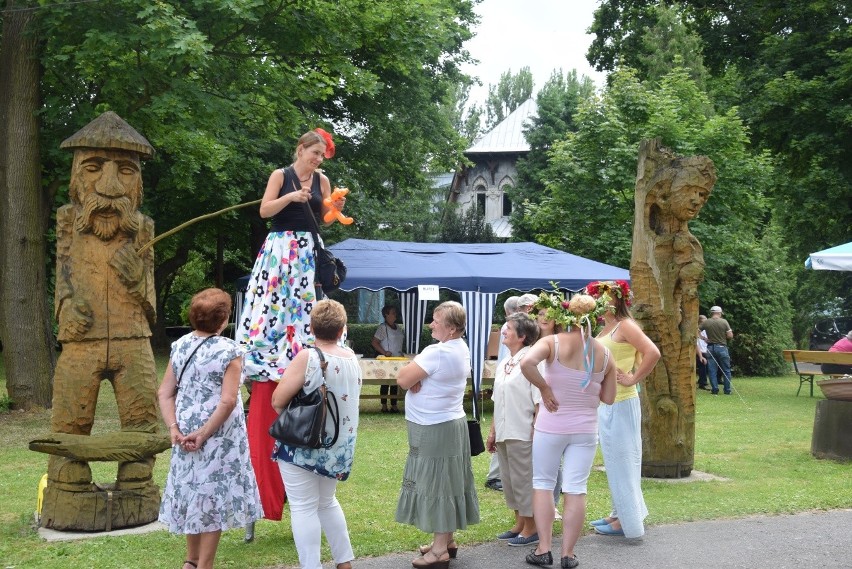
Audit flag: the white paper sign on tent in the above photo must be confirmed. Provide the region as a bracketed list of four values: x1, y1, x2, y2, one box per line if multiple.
[418, 284, 440, 300]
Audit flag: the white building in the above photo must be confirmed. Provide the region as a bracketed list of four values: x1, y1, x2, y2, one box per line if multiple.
[448, 98, 537, 239]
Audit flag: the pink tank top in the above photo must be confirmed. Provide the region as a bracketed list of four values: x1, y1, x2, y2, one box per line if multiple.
[534, 335, 611, 435]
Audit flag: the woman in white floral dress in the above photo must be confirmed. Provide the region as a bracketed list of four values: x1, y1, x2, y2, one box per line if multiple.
[159, 288, 263, 569]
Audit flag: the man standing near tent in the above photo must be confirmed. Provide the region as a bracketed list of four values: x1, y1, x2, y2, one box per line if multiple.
[700, 306, 734, 395]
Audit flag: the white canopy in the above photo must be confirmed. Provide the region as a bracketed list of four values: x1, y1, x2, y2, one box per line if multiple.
[806, 241, 852, 271]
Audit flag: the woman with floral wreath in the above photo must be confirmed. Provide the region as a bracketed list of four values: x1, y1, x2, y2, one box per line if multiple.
[520, 289, 616, 568]
[584, 280, 660, 540]
[236, 128, 346, 539]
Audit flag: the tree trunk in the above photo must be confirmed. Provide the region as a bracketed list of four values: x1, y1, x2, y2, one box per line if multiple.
[631, 138, 716, 478]
[0, 1, 56, 409]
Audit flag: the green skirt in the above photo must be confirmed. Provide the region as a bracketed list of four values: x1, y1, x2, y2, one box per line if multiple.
[395, 417, 480, 533]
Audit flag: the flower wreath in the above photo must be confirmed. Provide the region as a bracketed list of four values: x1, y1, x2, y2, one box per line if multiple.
[531, 284, 610, 332]
[585, 280, 632, 309]
[531, 282, 612, 389]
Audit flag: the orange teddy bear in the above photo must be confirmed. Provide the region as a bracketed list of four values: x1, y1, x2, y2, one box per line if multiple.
[323, 187, 354, 225]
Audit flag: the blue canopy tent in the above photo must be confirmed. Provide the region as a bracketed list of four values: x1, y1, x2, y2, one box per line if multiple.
[235, 239, 629, 418]
[327, 239, 630, 416]
[806, 241, 852, 271]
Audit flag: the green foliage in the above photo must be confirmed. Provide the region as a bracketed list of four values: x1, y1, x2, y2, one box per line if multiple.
[30, 0, 479, 326]
[586, 0, 852, 343]
[702, 228, 794, 376]
[439, 204, 498, 243]
[0, 394, 11, 413]
[485, 66, 534, 129]
[518, 66, 791, 374]
[511, 69, 596, 241]
[637, 3, 709, 89]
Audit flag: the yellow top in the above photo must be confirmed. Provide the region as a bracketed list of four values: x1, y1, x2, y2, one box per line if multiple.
[597, 323, 639, 403]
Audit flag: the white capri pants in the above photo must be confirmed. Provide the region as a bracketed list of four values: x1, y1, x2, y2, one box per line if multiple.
[532, 431, 598, 494]
[278, 461, 354, 569]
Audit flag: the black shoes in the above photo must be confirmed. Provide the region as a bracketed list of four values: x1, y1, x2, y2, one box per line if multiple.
[485, 478, 503, 491]
[561, 555, 579, 568]
[525, 549, 553, 566]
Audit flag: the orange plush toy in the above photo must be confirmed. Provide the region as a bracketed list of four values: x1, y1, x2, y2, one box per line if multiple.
[323, 187, 354, 225]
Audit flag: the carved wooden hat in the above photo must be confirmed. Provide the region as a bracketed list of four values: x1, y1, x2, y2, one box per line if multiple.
[60, 111, 154, 159]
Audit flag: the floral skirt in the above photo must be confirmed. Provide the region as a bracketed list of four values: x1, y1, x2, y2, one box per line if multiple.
[237, 231, 317, 381]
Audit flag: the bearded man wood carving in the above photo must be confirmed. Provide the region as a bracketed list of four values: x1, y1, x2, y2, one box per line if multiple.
[35, 112, 168, 531]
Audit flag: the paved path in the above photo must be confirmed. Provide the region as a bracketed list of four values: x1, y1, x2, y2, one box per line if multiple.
[304, 509, 852, 569]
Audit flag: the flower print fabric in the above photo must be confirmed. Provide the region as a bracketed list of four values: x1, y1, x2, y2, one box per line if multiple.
[237, 231, 318, 381]
[159, 334, 264, 534]
[274, 350, 362, 480]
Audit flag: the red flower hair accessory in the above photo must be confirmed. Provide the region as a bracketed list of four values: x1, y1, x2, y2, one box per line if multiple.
[314, 128, 335, 159]
[585, 280, 632, 307]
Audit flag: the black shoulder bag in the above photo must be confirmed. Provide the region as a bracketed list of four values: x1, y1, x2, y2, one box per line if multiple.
[286, 168, 347, 297]
[268, 346, 340, 449]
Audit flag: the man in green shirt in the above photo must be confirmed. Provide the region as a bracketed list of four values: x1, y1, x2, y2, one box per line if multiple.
[700, 306, 734, 394]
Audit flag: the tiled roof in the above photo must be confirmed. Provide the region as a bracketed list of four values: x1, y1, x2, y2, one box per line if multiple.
[467, 98, 536, 154]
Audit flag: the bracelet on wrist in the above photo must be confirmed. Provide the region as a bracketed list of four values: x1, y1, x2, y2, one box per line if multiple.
[169, 422, 178, 428]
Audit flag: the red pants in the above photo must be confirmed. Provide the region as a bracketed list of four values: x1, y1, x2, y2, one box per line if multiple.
[247, 381, 286, 520]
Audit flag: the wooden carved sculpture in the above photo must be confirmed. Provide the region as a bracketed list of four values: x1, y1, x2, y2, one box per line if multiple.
[631, 138, 716, 478]
[32, 112, 170, 531]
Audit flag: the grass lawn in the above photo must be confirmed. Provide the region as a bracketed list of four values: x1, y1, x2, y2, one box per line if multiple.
[1, 355, 850, 568]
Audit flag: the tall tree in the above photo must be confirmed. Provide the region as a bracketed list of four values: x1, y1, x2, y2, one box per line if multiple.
[522, 67, 790, 374]
[0, 0, 55, 409]
[510, 69, 596, 240]
[440, 81, 483, 145]
[637, 2, 708, 89]
[1, 0, 479, 407]
[588, 0, 852, 330]
[485, 66, 534, 129]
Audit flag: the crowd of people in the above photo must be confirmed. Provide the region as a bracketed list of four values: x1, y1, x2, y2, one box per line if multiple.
[155, 130, 701, 569]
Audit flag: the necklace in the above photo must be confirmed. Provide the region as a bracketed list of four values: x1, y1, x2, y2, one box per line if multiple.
[503, 347, 529, 375]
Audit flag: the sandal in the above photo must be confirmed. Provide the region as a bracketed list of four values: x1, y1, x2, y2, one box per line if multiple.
[418, 542, 458, 558]
[412, 550, 450, 569]
[183, 562, 198, 569]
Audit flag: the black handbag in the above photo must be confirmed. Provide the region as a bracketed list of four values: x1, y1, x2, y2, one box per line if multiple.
[268, 346, 340, 449]
[467, 419, 486, 457]
[313, 244, 347, 295]
[467, 378, 486, 456]
[290, 168, 347, 295]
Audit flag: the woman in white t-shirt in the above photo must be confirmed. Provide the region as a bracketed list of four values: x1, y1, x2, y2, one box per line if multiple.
[371, 304, 405, 413]
[395, 301, 480, 569]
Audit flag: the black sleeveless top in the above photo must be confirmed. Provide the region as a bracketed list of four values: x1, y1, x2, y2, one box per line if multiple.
[269, 166, 324, 232]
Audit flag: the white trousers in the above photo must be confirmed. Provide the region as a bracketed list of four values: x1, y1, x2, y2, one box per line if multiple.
[532, 431, 597, 494]
[279, 461, 354, 569]
[598, 397, 648, 538]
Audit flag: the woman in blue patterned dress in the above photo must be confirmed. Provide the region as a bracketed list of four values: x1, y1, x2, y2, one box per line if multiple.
[236, 129, 345, 533]
[158, 288, 263, 569]
[271, 299, 362, 569]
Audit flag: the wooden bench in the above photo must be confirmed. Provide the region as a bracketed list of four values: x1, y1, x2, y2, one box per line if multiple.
[781, 350, 852, 397]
